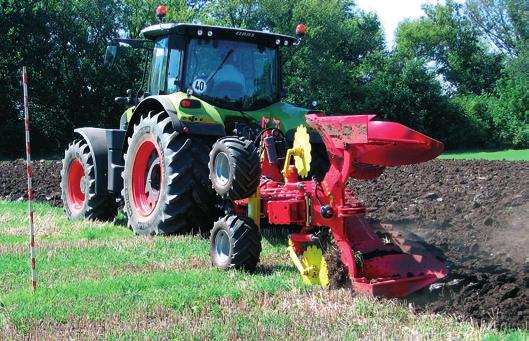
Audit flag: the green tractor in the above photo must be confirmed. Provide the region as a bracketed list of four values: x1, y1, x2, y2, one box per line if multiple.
[60, 13, 325, 235]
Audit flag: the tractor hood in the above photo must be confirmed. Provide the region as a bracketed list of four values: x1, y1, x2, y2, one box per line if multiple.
[165, 92, 310, 136]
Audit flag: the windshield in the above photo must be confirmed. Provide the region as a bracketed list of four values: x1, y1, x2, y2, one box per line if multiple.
[184, 39, 279, 110]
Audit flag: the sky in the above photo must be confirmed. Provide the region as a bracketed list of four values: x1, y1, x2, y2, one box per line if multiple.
[354, 0, 443, 47]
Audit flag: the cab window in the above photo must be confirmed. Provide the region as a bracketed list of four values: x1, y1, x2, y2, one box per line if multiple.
[167, 49, 182, 94]
[149, 37, 168, 95]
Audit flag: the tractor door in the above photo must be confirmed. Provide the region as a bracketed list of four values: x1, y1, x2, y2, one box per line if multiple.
[148, 37, 168, 95]
[148, 36, 183, 95]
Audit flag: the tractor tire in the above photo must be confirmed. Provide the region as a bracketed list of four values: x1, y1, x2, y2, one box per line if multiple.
[208, 137, 260, 200]
[60, 140, 117, 221]
[308, 143, 330, 181]
[122, 111, 218, 236]
[209, 215, 261, 272]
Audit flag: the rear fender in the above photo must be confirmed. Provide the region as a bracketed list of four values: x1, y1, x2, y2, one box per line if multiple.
[74, 128, 109, 196]
[124, 96, 225, 152]
[74, 128, 126, 196]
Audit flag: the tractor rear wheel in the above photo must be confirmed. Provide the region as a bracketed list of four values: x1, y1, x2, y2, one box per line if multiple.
[60, 140, 117, 221]
[209, 215, 261, 272]
[122, 111, 218, 235]
[208, 137, 260, 200]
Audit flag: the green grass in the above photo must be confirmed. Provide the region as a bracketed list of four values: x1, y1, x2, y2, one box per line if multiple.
[0, 200, 527, 339]
[440, 149, 529, 161]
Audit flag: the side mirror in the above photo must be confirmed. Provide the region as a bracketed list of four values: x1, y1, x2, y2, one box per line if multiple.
[104, 45, 118, 67]
[115, 89, 136, 105]
[114, 96, 128, 105]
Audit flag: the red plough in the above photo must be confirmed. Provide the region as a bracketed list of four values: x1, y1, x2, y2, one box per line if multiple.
[209, 114, 446, 298]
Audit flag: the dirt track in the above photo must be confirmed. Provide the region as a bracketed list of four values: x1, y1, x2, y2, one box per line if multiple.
[1, 159, 528, 329]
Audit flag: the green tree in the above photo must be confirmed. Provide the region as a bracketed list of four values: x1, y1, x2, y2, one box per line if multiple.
[200, 0, 265, 28]
[450, 94, 496, 147]
[280, 0, 385, 113]
[489, 44, 529, 146]
[122, 0, 205, 38]
[0, 0, 141, 156]
[353, 52, 464, 146]
[3, 0, 518, 156]
[466, 0, 529, 57]
[396, 0, 503, 95]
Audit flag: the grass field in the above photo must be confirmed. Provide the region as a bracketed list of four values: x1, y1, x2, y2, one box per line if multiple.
[440, 149, 529, 161]
[0, 201, 526, 340]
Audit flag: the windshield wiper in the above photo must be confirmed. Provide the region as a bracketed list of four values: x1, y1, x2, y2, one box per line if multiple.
[206, 49, 234, 84]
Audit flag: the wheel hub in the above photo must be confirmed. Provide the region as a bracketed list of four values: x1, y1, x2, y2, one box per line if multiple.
[214, 152, 230, 186]
[67, 159, 86, 213]
[145, 156, 161, 209]
[79, 176, 86, 194]
[214, 230, 231, 263]
[131, 138, 162, 218]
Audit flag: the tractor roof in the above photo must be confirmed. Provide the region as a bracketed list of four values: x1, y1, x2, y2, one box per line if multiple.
[141, 23, 296, 47]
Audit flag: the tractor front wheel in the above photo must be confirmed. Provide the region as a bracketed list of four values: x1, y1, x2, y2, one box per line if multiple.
[60, 140, 117, 221]
[208, 137, 260, 200]
[209, 215, 261, 272]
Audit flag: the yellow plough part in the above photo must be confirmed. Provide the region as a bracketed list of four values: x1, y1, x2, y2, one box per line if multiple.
[288, 240, 329, 287]
[282, 125, 312, 181]
[293, 125, 311, 178]
[247, 189, 261, 230]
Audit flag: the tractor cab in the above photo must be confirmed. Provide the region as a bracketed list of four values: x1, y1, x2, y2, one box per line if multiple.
[109, 22, 302, 112]
[141, 23, 298, 111]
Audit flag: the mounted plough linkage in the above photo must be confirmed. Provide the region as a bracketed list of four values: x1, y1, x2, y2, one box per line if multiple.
[207, 114, 446, 298]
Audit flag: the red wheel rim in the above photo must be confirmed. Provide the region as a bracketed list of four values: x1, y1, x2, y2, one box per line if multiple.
[132, 138, 162, 219]
[67, 159, 86, 213]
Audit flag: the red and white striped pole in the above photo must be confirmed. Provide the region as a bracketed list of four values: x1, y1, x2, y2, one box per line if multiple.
[22, 66, 37, 291]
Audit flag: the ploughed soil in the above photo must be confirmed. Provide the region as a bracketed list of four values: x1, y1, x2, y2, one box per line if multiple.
[0, 160, 62, 206]
[1, 158, 528, 329]
[352, 159, 529, 329]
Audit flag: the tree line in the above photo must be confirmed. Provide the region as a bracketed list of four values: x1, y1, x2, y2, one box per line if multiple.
[0, 0, 527, 157]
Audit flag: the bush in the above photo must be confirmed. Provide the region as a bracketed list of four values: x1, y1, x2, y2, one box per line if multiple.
[514, 126, 529, 147]
[449, 95, 495, 148]
[490, 45, 529, 148]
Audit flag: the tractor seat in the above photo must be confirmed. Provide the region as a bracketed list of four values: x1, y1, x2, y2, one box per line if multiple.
[211, 64, 246, 100]
[212, 80, 245, 100]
